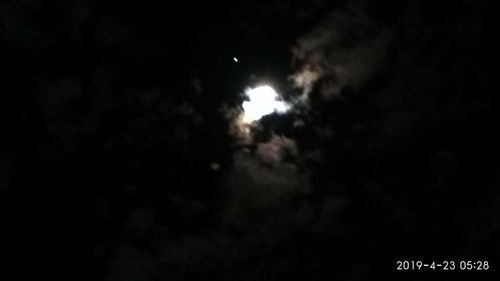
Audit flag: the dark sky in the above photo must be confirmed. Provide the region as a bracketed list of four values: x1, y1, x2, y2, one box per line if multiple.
[1, 1, 499, 280]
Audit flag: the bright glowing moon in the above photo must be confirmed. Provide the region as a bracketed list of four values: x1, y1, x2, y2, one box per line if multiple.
[242, 85, 290, 124]
[233, 57, 238, 62]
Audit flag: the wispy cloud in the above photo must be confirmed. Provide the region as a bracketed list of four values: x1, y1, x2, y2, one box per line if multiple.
[290, 3, 392, 101]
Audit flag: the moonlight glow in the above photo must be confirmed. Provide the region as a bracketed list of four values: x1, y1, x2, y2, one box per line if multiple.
[242, 85, 290, 124]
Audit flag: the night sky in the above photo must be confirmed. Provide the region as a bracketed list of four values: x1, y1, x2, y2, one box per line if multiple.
[1, 0, 499, 280]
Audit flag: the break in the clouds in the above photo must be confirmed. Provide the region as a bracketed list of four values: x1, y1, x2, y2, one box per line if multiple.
[290, 4, 392, 101]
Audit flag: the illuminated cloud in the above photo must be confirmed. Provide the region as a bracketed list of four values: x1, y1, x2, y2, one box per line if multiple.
[290, 4, 391, 100]
[255, 135, 298, 166]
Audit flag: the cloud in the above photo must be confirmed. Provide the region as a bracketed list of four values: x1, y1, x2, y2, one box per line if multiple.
[112, 134, 315, 280]
[107, 245, 157, 281]
[255, 134, 298, 166]
[224, 106, 253, 144]
[224, 135, 310, 222]
[290, 3, 392, 100]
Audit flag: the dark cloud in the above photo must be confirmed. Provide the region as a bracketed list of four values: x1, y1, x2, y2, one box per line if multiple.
[103, 132, 316, 280]
[225, 136, 309, 219]
[107, 246, 157, 281]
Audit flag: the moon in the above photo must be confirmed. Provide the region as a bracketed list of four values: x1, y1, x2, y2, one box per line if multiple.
[242, 85, 290, 124]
